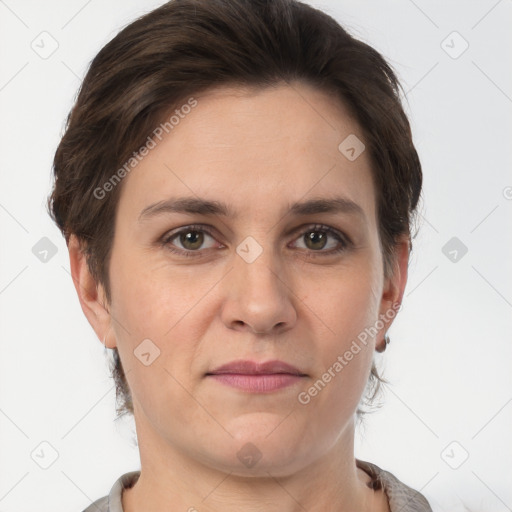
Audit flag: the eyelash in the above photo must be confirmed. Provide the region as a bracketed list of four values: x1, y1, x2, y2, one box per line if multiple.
[160, 223, 351, 258]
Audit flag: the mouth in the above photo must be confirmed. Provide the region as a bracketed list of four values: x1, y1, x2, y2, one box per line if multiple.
[205, 359, 308, 393]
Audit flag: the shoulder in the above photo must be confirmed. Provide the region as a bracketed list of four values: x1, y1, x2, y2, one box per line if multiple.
[356, 459, 433, 512]
[81, 471, 141, 512]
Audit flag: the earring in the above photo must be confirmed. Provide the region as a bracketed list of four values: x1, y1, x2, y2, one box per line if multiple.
[376, 333, 390, 353]
[102, 333, 108, 350]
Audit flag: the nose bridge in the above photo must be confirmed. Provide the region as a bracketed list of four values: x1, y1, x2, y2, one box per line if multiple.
[222, 234, 297, 333]
[238, 239, 281, 293]
[235, 235, 284, 299]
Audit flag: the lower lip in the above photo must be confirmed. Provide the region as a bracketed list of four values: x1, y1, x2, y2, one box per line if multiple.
[207, 373, 304, 392]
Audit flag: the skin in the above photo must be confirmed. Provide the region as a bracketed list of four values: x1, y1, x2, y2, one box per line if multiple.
[69, 82, 409, 512]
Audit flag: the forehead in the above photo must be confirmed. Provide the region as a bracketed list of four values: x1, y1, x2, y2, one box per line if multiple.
[116, 82, 377, 225]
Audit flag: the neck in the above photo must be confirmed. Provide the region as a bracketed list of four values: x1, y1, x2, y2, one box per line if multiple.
[122, 412, 380, 512]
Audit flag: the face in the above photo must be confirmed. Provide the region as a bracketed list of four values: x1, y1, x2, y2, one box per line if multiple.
[81, 82, 405, 477]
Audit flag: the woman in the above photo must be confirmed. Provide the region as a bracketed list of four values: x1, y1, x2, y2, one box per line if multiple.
[48, 0, 431, 510]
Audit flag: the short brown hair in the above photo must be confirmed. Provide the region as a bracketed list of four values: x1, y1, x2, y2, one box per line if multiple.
[48, 0, 422, 418]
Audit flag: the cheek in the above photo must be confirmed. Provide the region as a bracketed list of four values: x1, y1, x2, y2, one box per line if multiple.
[106, 258, 180, 385]
[298, 258, 381, 416]
[107, 269, 199, 429]
[106, 251, 220, 403]
[109, 251, 207, 341]
[312, 257, 382, 346]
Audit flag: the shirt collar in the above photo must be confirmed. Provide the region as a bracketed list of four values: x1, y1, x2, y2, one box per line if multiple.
[107, 471, 140, 512]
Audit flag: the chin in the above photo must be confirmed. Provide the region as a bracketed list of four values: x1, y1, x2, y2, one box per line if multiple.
[203, 423, 312, 477]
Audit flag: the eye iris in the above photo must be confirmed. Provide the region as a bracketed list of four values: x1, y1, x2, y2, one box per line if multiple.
[305, 230, 327, 250]
[180, 230, 204, 250]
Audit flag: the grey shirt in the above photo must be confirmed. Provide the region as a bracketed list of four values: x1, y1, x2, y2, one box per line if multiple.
[82, 459, 432, 512]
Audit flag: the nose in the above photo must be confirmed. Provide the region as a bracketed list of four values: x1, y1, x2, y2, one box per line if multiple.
[220, 244, 297, 336]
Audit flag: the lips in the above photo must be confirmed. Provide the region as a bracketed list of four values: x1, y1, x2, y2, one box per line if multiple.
[205, 360, 307, 393]
[206, 359, 306, 376]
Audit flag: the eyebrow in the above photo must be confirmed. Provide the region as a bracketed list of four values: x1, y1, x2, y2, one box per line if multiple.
[138, 196, 366, 222]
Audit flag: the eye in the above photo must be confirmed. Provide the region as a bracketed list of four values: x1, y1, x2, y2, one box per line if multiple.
[160, 223, 350, 257]
[290, 224, 349, 255]
[161, 225, 220, 256]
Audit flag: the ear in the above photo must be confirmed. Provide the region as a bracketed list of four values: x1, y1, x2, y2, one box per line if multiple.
[68, 234, 116, 348]
[376, 235, 410, 351]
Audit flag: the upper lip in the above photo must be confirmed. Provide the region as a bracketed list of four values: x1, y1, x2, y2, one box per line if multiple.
[207, 359, 306, 376]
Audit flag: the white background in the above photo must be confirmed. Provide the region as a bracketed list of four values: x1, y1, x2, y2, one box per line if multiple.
[0, 1, 511, 511]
